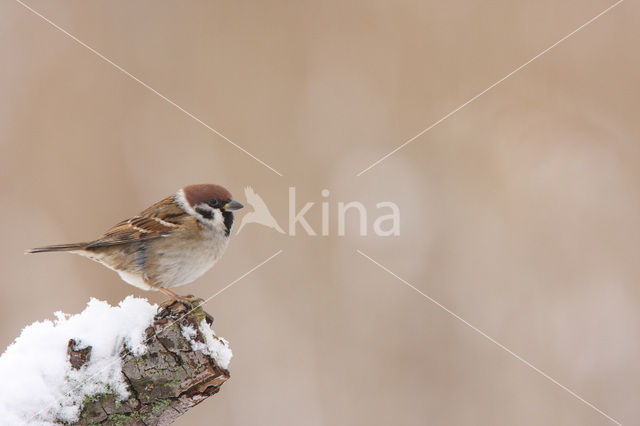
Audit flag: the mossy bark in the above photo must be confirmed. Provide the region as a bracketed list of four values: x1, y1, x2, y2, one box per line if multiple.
[70, 300, 229, 426]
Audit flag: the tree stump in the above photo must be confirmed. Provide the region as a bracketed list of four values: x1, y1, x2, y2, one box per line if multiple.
[71, 300, 230, 425]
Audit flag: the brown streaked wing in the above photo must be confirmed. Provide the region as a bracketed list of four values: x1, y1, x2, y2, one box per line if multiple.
[138, 195, 185, 218]
[85, 196, 187, 249]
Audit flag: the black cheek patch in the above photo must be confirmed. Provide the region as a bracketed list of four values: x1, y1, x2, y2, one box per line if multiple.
[195, 206, 213, 220]
[222, 211, 234, 237]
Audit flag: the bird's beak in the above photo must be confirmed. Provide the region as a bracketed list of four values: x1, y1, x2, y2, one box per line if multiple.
[224, 200, 244, 211]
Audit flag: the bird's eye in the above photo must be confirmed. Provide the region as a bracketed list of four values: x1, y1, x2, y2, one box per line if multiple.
[207, 199, 221, 208]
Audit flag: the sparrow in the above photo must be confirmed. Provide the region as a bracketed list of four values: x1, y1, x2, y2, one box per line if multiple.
[27, 184, 243, 301]
[236, 186, 284, 235]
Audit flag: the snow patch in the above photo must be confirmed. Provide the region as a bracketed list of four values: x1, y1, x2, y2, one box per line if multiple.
[0, 296, 157, 425]
[180, 321, 232, 369]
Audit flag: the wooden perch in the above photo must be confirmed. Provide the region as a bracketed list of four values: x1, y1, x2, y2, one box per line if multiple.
[70, 300, 230, 426]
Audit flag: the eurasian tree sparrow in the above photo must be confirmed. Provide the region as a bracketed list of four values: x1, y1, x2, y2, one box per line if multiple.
[27, 184, 243, 301]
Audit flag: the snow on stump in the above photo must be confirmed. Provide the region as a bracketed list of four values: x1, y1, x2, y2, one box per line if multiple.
[0, 297, 232, 426]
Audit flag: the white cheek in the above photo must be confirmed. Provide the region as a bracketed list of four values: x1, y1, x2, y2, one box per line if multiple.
[192, 204, 225, 231]
[211, 209, 225, 228]
[175, 189, 198, 216]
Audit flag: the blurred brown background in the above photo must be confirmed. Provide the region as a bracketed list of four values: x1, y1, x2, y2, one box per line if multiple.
[1, 0, 638, 424]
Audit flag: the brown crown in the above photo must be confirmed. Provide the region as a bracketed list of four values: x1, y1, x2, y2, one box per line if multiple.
[183, 184, 232, 206]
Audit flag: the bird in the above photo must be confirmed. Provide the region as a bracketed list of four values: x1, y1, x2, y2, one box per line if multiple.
[235, 186, 284, 235]
[26, 184, 243, 302]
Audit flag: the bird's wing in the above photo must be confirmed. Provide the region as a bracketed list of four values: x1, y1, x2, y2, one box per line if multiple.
[85, 217, 173, 248]
[85, 196, 186, 249]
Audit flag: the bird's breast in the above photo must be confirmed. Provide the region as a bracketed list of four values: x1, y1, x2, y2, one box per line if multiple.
[145, 229, 229, 288]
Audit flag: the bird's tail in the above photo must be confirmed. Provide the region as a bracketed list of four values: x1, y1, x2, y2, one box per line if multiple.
[25, 242, 89, 254]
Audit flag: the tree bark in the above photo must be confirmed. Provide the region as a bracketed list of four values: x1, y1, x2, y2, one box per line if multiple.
[70, 300, 230, 426]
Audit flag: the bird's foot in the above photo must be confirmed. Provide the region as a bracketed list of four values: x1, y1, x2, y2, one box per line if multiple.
[158, 288, 203, 306]
[157, 288, 213, 323]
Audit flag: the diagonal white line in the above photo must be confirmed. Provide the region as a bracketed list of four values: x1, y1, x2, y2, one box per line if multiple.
[14, 0, 283, 177]
[356, 0, 625, 176]
[356, 249, 622, 425]
[23, 249, 283, 425]
[198, 249, 283, 302]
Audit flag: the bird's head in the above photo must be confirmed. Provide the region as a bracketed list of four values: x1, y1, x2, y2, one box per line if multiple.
[179, 184, 243, 236]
